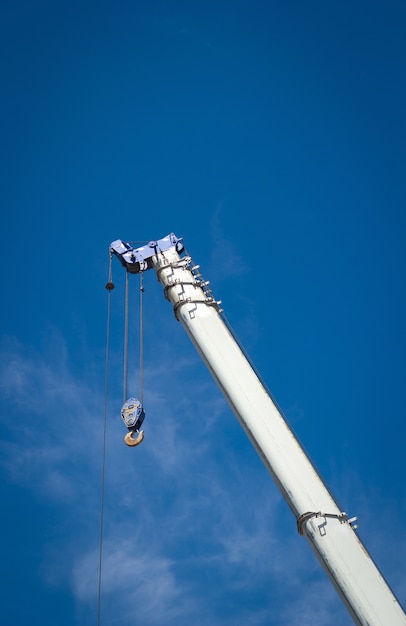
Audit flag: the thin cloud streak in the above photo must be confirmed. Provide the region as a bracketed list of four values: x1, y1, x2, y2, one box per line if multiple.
[73, 539, 192, 626]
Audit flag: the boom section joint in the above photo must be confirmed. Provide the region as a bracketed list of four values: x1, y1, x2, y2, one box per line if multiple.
[156, 255, 223, 320]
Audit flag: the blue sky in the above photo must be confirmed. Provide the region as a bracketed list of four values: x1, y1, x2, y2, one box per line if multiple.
[1, 1, 406, 624]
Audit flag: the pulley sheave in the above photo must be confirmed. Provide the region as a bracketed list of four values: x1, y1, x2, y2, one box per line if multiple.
[121, 397, 145, 447]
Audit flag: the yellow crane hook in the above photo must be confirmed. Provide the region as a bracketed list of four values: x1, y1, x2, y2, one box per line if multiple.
[124, 429, 144, 447]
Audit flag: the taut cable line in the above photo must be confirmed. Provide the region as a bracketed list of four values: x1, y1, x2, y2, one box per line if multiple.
[99, 253, 114, 625]
[139, 271, 144, 405]
[123, 269, 129, 403]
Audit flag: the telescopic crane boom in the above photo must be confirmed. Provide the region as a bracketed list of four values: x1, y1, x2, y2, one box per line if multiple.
[110, 233, 406, 626]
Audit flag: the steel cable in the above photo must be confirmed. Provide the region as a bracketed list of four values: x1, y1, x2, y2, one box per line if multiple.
[99, 253, 114, 626]
[139, 271, 144, 405]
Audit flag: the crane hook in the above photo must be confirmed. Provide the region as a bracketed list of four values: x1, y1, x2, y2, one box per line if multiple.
[124, 429, 144, 446]
[121, 398, 146, 448]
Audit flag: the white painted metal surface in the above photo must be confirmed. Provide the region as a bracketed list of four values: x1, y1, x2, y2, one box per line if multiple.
[150, 245, 406, 626]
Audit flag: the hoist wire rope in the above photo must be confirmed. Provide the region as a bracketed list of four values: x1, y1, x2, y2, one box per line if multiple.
[123, 269, 144, 406]
[123, 269, 129, 402]
[139, 271, 144, 405]
[98, 252, 114, 626]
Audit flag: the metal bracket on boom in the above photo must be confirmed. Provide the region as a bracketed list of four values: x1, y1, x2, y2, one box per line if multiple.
[158, 257, 224, 319]
[297, 510, 358, 536]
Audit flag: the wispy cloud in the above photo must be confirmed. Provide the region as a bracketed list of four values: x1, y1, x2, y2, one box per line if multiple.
[73, 538, 194, 626]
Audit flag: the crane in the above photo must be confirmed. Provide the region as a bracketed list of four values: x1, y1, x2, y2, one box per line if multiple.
[110, 233, 406, 626]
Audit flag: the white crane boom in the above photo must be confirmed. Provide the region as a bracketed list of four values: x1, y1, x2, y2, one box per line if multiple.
[110, 234, 406, 626]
